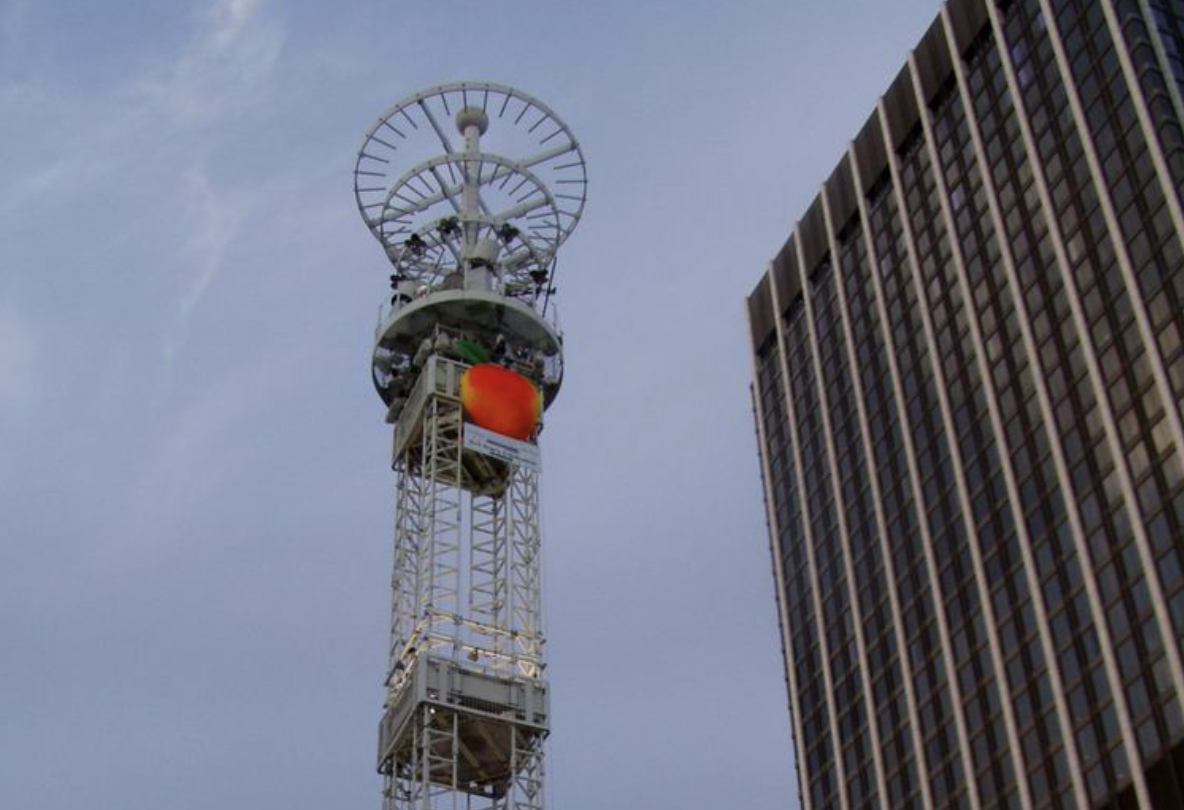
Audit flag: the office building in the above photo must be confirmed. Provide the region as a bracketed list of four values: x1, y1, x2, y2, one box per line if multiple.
[748, 0, 1184, 807]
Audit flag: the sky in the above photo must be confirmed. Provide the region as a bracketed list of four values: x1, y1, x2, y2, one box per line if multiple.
[0, 1, 942, 808]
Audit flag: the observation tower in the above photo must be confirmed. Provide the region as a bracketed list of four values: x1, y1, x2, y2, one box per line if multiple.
[352, 82, 587, 810]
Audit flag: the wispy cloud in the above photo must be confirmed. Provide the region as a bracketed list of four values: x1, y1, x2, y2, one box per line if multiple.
[135, 0, 284, 125]
[0, 0, 285, 366]
[147, 0, 284, 365]
[162, 167, 252, 369]
[0, 0, 284, 211]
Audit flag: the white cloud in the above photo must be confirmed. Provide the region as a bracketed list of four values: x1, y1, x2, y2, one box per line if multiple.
[0, 0, 284, 213]
[162, 167, 252, 369]
[0, 0, 286, 366]
[135, 0, 284, 125]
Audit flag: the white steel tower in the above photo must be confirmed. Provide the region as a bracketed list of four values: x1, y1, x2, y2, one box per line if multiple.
[353, 82, 587, 810]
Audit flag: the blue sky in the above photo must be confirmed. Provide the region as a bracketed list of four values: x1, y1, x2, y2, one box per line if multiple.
[1, 1, 940, 807]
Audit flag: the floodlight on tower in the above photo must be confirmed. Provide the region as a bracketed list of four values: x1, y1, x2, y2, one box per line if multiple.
[352, 82, 587, 810]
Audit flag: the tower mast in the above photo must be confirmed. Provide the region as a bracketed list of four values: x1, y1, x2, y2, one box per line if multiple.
[352, 82, 587, 810]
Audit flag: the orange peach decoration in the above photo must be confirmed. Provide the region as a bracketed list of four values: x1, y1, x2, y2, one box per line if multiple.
[460, 364, 542, 441]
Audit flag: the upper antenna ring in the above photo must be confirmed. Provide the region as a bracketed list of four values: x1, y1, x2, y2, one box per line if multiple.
[354, 82, 587, 251]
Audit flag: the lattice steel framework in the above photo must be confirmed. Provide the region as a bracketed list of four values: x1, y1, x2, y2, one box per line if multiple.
[354, 82, 585, 810]
[385, 383, 546, 688]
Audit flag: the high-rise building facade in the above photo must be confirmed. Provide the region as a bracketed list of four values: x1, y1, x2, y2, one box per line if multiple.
[747, 1, 1184, 808]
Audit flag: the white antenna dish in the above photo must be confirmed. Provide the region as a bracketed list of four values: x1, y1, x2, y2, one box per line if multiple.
[354, 82, 587, 309]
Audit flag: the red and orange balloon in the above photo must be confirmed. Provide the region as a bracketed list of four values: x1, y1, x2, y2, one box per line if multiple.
[460, 364, 542, 441]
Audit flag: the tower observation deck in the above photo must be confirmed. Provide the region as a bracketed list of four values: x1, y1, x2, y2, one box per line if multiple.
[352, 82, 587, 810]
